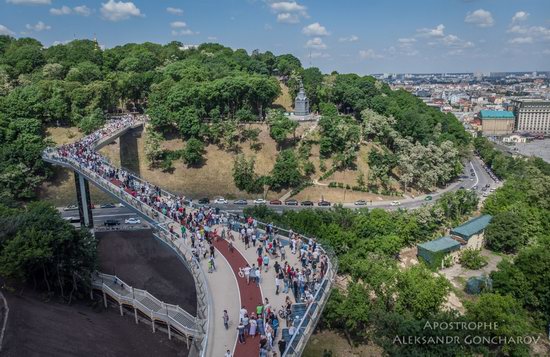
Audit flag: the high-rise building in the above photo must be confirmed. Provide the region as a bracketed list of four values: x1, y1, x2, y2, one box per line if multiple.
[513, 99, 550, 134]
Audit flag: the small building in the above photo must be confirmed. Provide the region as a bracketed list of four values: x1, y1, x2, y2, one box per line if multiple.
[450, 214, 492, 250]
[417, 236, 461, 268]
[294, 80, 310, 117]
[479, 110, 515, 136]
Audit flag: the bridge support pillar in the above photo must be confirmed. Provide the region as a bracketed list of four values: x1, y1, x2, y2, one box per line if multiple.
[74, 172, 94, 228]
[134, 307, 138, 324]
[167, 323, 171, 340]
[103, 291, 107, 308]
[119, 304, 123, 316]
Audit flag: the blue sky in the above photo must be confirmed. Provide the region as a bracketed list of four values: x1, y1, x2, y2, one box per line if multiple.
[1, 0, 549, 74]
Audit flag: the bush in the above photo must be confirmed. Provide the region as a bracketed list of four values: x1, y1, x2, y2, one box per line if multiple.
[460, 249, 488, 270]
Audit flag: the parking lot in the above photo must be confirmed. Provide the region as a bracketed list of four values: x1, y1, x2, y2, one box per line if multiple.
[511, 139, 550, 163]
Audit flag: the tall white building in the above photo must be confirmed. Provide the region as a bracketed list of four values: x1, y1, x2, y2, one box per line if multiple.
[513, 99, 550, 135]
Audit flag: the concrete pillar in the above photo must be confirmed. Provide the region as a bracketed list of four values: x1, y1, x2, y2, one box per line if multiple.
[167, 323, 171, 340]
[119, 303, 123, 316]
[74, 172, 94, 228]
[134, 307, 138, 324]
[103, 291, 107, 308]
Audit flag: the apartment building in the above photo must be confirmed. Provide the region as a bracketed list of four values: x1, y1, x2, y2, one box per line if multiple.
[513, 99, 550, 134]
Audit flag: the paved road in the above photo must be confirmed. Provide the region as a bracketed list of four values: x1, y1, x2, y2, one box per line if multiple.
[59, 156, 499, 221]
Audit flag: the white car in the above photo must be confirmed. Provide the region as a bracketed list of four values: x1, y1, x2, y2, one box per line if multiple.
[214, 197, 228, 204]
[390, 201, 401, 206]
[253, 198, 267, 205]
[125, 217, 141, 224]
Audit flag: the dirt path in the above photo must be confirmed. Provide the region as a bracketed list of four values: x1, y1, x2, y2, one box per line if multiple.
[1, 290, 188, 357]
[96, 230, 197, 315]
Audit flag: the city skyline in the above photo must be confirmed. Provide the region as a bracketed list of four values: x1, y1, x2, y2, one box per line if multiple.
[0, 0, 549, 74]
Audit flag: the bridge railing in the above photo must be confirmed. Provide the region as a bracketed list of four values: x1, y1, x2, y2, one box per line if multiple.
[92, 272, 200, 338]
[224, 214, 338, 357]
[43, 151, 211, 356]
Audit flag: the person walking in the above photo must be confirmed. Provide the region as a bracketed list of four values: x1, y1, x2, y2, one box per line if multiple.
[223, 309, 229, 330]
[224, 349, 232, 357]
[237, 322, 246, 344]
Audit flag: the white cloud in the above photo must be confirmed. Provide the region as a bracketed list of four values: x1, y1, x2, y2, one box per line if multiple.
[512, 11, 529, 23]
[338, 35, 359, 42]
[74, 5, 92, 16]
[270, 1, 307, 15]
[170, 21, 196, 36]
[100, 0, 142, 22]
[305, 37, 327, 49]
[465, 9, 494, 28]
[50, 5, 91, 16]
[441, 34, 474, 48]
[207, 36, 217, 41]
[269, 1, 308, 23]
[6, 0, 50, 4]
[166, 7, 183, 15]
[0, 24, 15, 36]
[398, 38, 416, 44]
[509, 37, 534, 45]
[302, 22, 329, 36]
[359, 49, 383, 60]
[25, 21, 51, 32]
[310, 52, 329, 59]
[417, 24, 445, 37]
[50, 5, 71, 15]
[508, 25, 550, 42]
[170, 21, 187, 28]
[277, 13, 299, 24]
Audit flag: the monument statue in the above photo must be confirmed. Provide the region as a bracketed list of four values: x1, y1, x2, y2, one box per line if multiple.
[294, 80, 310, 116]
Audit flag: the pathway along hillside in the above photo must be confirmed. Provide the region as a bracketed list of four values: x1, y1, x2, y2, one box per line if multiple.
[43, 115, 337, 357]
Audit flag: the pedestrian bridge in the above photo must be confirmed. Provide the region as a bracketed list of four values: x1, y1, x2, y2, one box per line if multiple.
[42, 116, 337, 357]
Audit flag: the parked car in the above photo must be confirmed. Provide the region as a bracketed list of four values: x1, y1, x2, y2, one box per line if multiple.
[424, 195, 433, 201]
[100, 203, 116, 209]
[64, 216, 80, 223]
[300, 200, 314, 206]
[285, 199, 298, 206]
[354, 200, 367, 206]
[104, 219, 121, 226]
[214, 197, 228, 204]
[254, 198, 267, 205]
[318, 201, 331, 207]
[233, 199, 248, 205]
[63, 204, 78, 211]
[198, 197, 210, 204]
[269, 199, 282, 205]
[125, 217, 141, 224]
[390, 201, 401, 206]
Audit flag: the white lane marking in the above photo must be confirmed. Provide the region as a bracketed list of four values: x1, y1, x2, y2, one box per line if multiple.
[0, 291, 9, 352]
[470, 161, 479, 188]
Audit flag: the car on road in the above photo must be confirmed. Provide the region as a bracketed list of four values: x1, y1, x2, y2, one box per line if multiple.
[490, 188, 495, 192]
[472, 185, 478, 190]
[233, 199, 248, 205]
[318, 201, 331, 207]
[354, 200, 367, 206]
[300, 200, 314, 206]
[459, 186, 465, 190]
[483, 192, 490, 197]
[269, 199, 282, 205]
[424, 195, 433, 201]
[214, 197, 228, 204]
[125, 217, 141, 224]
[254, 198, 267, 205]
[390, 201, 401, 206]
[100, 203, 116, 209]
[63, 216, 80, 223]
[104, 219, 121, 226]
[470, 172, 476, 177]
[63, 204, 78, 211]
[198, 197, 210, 204]
[285, 199, 298, 206]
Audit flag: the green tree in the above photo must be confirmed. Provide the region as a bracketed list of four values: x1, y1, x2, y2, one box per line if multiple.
[182, 138, 204, 166]
[270, 149, 302, 190]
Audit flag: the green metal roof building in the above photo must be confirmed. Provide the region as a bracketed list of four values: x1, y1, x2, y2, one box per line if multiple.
[417, 236, 461, 267]
[479, 110, 515, 119]
[450, 214, 493, 241]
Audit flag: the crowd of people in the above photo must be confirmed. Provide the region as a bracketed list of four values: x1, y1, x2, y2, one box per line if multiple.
[47, 116, 331, 357]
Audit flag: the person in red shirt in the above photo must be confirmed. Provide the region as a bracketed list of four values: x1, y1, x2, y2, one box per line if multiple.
[257, 255, 263, 267]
